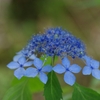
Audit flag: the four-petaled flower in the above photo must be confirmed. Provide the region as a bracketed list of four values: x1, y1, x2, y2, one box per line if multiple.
[7, 57, 33, 79]
[53, 57, 81, 86]
[13, 50, 36, 62]
[25, 58, 52, 84]
[82, 55, 100, 79]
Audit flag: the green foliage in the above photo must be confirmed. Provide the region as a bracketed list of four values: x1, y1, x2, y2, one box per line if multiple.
[28, 77, 44, 93]
[40, 55, 52, 66]
[72, 83, 100, 100]
[44, 71, 63, 100]
[3, 79, 31, 100]
[12, 77, 44, 93]
[40, 55, 58, 66]
[3, 77, 44, 100]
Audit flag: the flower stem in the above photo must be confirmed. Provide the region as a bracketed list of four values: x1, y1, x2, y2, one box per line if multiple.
[51, 55, 55, 66]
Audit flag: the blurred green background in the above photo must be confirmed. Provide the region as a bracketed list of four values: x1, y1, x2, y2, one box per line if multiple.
[1, 0, 100, 100]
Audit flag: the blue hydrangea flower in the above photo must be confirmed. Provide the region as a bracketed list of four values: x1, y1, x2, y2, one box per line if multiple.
[82, 55, 100, 79]
[7, 57, 33, 79]
[8, 27, 100, 86]
[53, 57, 81, 86]
[13, 50, 36, 62]
[25, 58, 52, 84]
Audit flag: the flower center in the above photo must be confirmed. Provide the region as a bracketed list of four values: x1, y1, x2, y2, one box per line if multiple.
[90, 66, 94, 69]
[38, 68, 42, 72]
[20, 64, 23, 67]
[66, 68, 69, 71]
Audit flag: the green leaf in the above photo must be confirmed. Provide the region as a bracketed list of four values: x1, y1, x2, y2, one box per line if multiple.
[12, 77, 44, 93]
[3, 79, 32, 100]
[72, 83, 100, 100]
[28, 77, 44, 93]
[44, 71, 63, 100]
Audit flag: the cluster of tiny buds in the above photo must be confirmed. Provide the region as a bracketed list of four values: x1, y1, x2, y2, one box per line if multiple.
[25, 27, 86, 58]
[7, 27, 100, 86]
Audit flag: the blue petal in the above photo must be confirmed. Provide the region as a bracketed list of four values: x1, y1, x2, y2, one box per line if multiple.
[82, 66, 92, 75]
[24, 61, 33, 67]
[33, 58, 43, 69]
[39, 72, 48, 84]
[64, 71, 76, 86]
[83, 56, 99, 69]
[14, 68, 25, 79]
[82, 55, 91, 66]
[16, 50, 23, 55]
[42, 65, 52, 72]
[23, 50, 29, 55]
[62, 57, 70, 68]
[69, 64, 81, 73]
[92, 69, 100, 79]
[53, 64, 66, 74]
[18, 57, 26, 65]
[29, 54, 36, 60]
[7, 62, 19, 69]
[25, 67, 38, 77]
[13, 54, 23, 62]
[91, 59, 99, 69]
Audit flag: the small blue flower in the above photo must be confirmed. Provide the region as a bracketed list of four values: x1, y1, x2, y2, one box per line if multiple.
[7, 57, 33, 79]
[82, 55, 100, 79]
[25, 58, 52, 84]
[53, 57, 81, 86]
[13, 50, 36, 61]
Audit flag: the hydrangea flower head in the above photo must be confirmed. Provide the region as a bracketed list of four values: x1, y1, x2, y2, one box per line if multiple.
[7, 27, 100, 86]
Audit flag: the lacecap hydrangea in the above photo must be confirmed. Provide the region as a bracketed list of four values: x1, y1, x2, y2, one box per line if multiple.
[7, 27, 100, 86]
